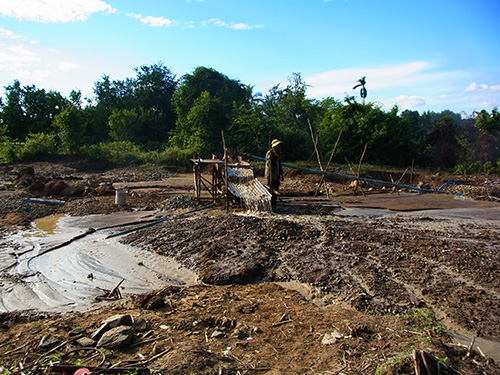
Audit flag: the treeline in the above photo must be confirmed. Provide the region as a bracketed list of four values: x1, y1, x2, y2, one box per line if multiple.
[1, 62, 499, 172]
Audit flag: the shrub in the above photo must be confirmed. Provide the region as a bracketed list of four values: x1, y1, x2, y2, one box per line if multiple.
[19, 132, 57, 159]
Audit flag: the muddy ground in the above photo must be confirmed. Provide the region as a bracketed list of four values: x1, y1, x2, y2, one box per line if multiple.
[0, 160, 499, 374]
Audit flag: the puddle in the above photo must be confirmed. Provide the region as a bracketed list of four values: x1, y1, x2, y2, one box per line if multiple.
[451, 331, 500, 364]
[0, 213, 197, 312]
[335, 207, 394, 217]
[22, 214, 67, 237]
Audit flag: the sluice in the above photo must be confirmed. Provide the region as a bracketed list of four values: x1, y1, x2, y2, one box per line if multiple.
[226, 167, 272, 212]
[192, 156, 272, 212]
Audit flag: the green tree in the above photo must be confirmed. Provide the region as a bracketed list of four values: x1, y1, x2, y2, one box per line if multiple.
[318, 98, 414, 165]
[474, 108, 500, 134]
[91, 62, 178, 148]
[171, 67, 252, 155]
[108, 108, 141, 142]
[0, 80, 67, 141]
[424, 116, 462, 167]
[253, 73, 317, 160]
[52, 106, 83, 153]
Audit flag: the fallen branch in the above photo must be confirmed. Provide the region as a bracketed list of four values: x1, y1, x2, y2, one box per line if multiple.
[271, 319, 293, 327]
[50, 365, 150, 375]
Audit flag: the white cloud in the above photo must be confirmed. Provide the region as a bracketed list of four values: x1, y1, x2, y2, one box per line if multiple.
[139, 16, 175, 27]
[127, 13, 176, 27]
[0, 0, 116, 23]
[0, 44, 41, 69]
[465, 82, 500, 92]
[391, 95, 426, 110]
[0, 26, 23, 40]
[59, 62, 79, 72]
[305, 61, 431, 98]
[202, 18, 263, 30]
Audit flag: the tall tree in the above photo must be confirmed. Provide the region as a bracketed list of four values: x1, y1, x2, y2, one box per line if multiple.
[91, 62, 178, 148]
[0, 80, 67, 140]
[171, 67, 252, 154]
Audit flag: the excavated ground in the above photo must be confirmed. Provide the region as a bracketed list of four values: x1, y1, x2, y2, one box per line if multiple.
[0, 160, 499, 374]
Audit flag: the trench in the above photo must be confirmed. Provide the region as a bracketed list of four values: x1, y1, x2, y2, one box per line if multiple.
[0, 213, 197, 312]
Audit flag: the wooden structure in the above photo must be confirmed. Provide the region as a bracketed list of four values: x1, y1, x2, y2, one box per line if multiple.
[191, 155, 271, 211]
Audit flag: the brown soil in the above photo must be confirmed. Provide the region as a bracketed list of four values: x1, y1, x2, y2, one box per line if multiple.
[0, 160, 499, 375]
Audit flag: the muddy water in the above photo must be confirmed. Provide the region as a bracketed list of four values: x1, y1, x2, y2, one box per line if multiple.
[0, 213, 197, 312]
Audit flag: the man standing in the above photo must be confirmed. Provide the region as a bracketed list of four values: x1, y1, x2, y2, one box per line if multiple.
[265, 139, 284, 211]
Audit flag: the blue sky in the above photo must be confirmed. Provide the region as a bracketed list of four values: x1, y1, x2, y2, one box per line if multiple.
[0, 0, 499, 115]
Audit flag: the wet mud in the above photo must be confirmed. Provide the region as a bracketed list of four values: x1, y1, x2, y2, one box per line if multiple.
[0, 162, 499, 374]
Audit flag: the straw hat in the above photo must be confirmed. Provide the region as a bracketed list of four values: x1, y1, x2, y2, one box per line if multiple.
[271, 139, 282, 148]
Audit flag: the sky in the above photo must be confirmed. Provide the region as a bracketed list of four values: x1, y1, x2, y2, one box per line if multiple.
[0, 0, 499, 115]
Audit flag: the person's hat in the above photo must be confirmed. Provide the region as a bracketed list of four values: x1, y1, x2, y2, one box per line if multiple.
[271, 139, 282, 148]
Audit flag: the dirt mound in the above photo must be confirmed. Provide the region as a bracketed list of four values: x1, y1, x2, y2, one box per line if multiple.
[1, 161, 499, 374]
[120, 210, 500, 341]
[0, 283, 492, 374]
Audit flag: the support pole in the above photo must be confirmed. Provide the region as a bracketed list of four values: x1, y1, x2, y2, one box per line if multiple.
[222, 130, 229, 212]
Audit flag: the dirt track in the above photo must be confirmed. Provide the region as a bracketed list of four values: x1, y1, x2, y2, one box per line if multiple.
[0, 161, 499, 374]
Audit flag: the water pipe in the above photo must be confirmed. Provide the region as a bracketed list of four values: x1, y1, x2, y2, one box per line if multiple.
[237, 152, 463, 196]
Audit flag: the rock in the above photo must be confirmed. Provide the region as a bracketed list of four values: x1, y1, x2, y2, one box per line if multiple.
[96, 326, 134, 349]
[69, 327, 86, 336]
[321, 331, 344, 345]
[62, 184, 85, 197]
[39, 334, 60, 348]
[211, 330, 225, 339]
[16, 167, 35, 187]
[132, 318, 148, 332]
[104, 314, 134, 327]
[27, 179, 46, 193]
[91, 314, 134, 341]
[44, 179, 68, 196]
[76, 337, 96, 347]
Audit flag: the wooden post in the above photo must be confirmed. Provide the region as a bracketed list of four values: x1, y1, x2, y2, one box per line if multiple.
[222, 130, 229, 212]
[315, 129, 342, 197]
[308, 119, 324, 172]
[354, 143, 368, 195]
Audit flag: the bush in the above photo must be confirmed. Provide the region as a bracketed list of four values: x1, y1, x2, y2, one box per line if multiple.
[19, 132, 57, 159]
[82, 141, 196, 167]
[483, 161, 496, 175]
[82, 141, 142, 164]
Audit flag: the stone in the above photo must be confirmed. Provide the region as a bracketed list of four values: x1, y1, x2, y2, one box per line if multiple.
[211, 330, 225, 339]
[132, 318, 148, 332]
[69, 327, 86, 336]
[61, 184, 85, 197]
[39, 334, 60, 348]
[321, 331, 344, 345]
[103, 314, 134, 328]
[76, 337, 96, 347]
[91, 315, 134, 341]
[96, 326, 134, 349]
[44, 179, 68, 196]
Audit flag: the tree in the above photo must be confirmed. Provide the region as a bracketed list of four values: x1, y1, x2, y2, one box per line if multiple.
[353, 76, 367, 104]
[52, 106, 83, 153]
[171, 67, 252, 154]
[424, 116, 461, 168]
[318, 98, 414, 166]
[0, 80, 67, 141]
[474, 108, 500, 135]
[91, 62, 178, 148]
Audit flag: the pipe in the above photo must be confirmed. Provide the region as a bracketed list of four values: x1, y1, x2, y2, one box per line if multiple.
[437, 181, 463, 191]
[237, 152, 463, 196]
[105, 203, 215, 239]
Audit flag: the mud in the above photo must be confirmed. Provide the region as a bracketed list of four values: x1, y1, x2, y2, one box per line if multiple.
[0, 161, 499, 374]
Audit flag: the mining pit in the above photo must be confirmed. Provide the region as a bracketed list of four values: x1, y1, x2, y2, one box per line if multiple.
[0, 160, 499, 374]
